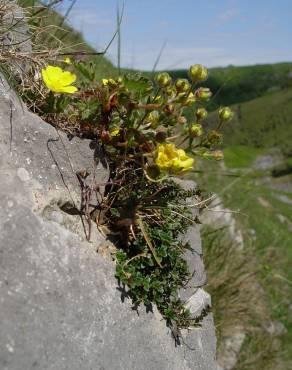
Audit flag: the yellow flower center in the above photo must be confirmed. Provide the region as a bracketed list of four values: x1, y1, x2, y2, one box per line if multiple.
[155, 143, 194, 174]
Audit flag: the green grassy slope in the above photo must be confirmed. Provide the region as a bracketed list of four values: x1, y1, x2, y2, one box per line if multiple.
[168, 62, 292, 110]
[214, 87, 292, 154]
[196, 153, 292, 369]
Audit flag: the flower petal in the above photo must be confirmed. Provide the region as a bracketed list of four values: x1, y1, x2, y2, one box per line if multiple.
[60, 85, 78, 94]
[61, 71, 77, 86]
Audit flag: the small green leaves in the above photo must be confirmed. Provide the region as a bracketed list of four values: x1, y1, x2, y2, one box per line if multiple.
[114, 180, 196, 327]
[74, 61, 96, 83]
[123, 74, 153, 96]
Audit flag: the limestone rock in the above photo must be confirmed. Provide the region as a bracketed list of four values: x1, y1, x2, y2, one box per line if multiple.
[263, 321, 288, 337]
[217, 329, 246, 370]
[201, 196, 244, 249]
[185, 289, 212, 318]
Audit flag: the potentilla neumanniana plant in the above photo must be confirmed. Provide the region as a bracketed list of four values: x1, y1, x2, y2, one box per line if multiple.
[36, 60, 233, 332]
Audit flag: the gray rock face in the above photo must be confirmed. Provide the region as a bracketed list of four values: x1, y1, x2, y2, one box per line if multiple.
[0, 75, 217, 369]
[0, 1, 32, 76]
[253, 149, 284, 171]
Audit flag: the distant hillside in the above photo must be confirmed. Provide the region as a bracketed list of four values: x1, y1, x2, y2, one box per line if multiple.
[206, 87, 292, 155]
[168, 63, 292, 110]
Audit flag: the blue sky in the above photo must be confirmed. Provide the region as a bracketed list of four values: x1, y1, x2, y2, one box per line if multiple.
[57, 0, 292, 70]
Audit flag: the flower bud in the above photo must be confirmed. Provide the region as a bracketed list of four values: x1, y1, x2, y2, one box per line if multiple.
[155, 130, 167, 143]
[195, 87, 212, 100]
[189, 123, 203, 138]
[165, 86, 176, 97]
[108, 78, 118, 87]
[175, 78, 190, 92]
[164, 104, 175, 114]
[110, 128, 120, 137]
[102, 78, 117, 87]
[196, 107, 208, 121]
[167, 117, 177, 126]
[219, 107, 233, 121]
[178, 116, 187, 125]
[147, 111, 159, 128]
[184, 92, 196, 106]
[156, 72, 172, 87]
[212, 150, 224, 161]
[154, 95, 163, 103]
[64, 57, 71, 64]
[202, 150, 223, 160]
[101, 130, 111, 142]
[206, 130, 222, 145]
[189, 64, 208, 83]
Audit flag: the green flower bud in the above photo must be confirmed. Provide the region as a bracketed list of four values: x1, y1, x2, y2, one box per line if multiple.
[196, 107, 208, 121]
[108, 78, 118, 87]
[189, 123, 203, 138]
[189, 64, 208, 83]
[164, 104, 175, 114]
[219, 107, 233, 121]
[178, 116, 187, 125]
[147, 111, 159, 129]
[153, 95, 163, 104]
[206, 130, 222, 145]
[165, 86, 176, 97]
[195, 87, 212, 100]
[202, 150, 224, 161]
[155, 72, 172, 87]
[175, 78, 190, 92]
[184, 92, 196, 106]
[212, 150, 224, 160]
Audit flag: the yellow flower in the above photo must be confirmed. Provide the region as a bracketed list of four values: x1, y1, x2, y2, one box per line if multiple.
[41, 65, 77, 94]
[155, 143, 194, 174]
[64, 57, 72, 64]
[101, 78, 116, 86]
[110, 128, 120, 136]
